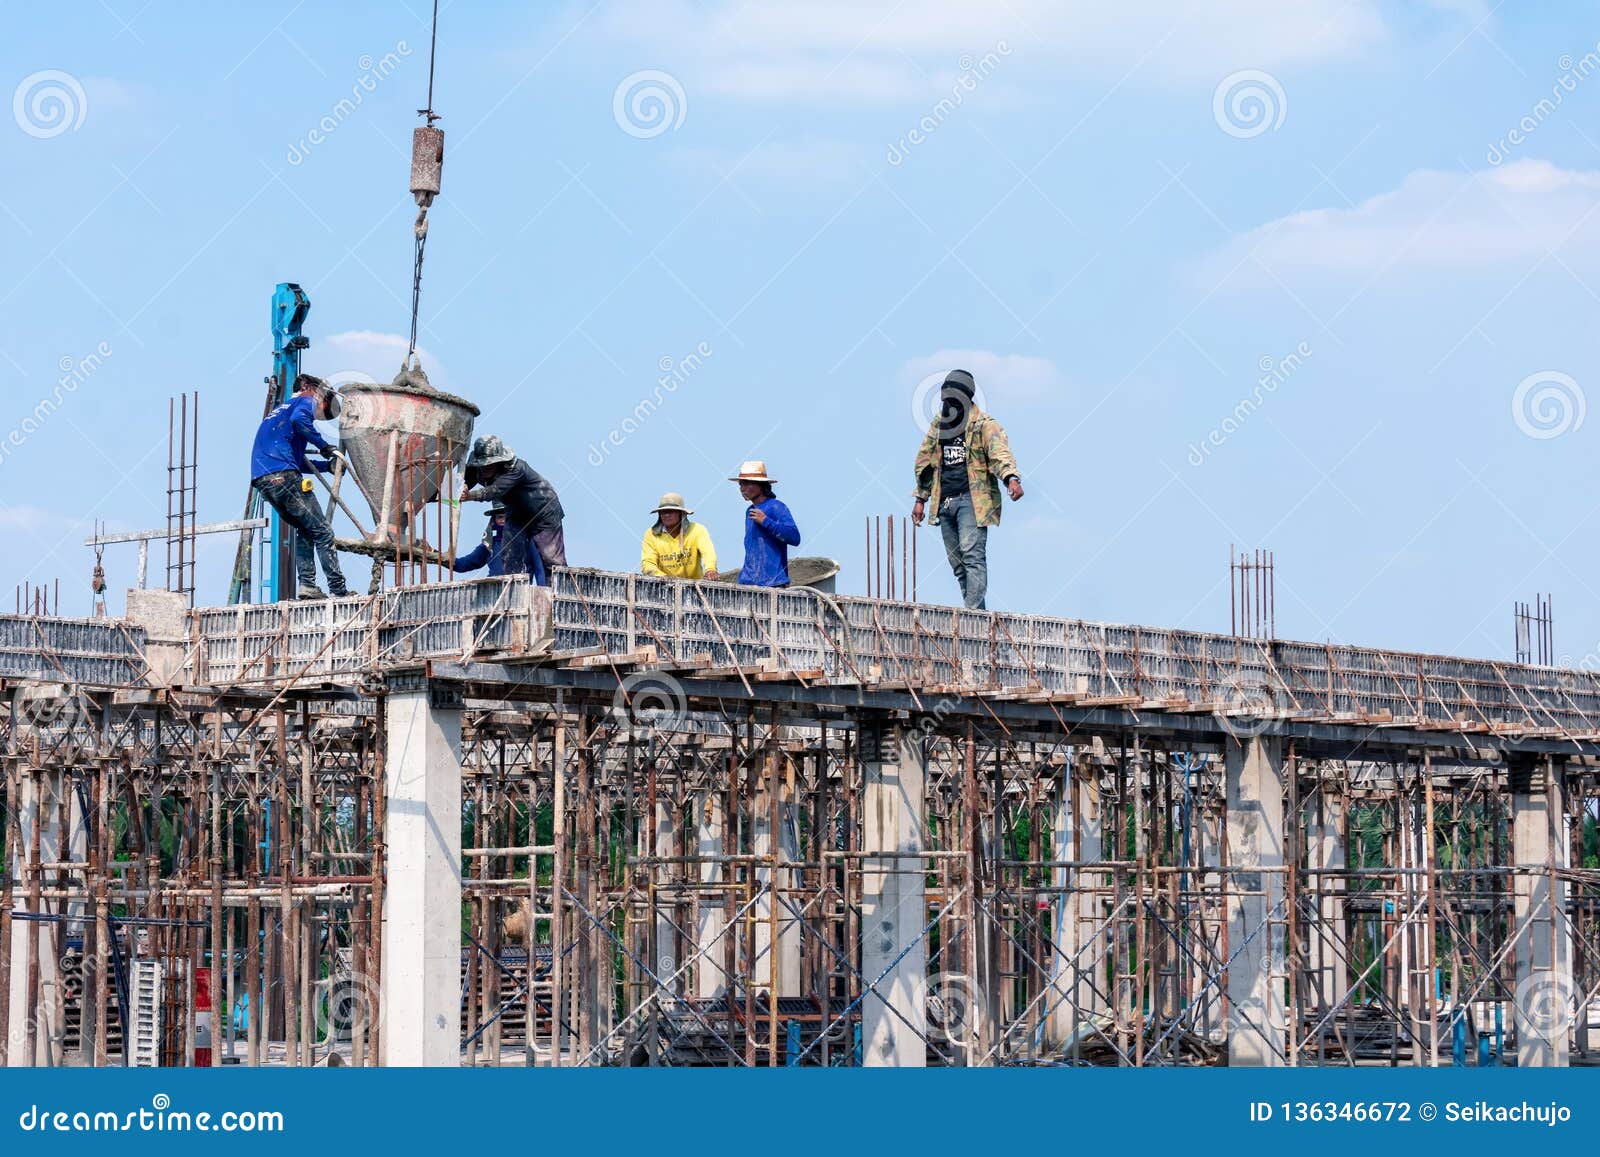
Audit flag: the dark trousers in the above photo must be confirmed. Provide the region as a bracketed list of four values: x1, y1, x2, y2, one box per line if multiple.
[533, 525, 567, 572]
[253, 471, 348, 594]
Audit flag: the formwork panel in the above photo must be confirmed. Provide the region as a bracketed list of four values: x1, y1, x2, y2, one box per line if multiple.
[0, 615, 148, 685]
[24, 563, 1600, 744]
[192, 577, 544, 683]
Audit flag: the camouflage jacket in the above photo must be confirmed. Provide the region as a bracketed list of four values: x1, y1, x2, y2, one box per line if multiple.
[912, 410, 1019, 527]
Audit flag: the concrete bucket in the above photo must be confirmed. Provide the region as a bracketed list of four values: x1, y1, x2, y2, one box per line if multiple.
[336, 368, 480, 544]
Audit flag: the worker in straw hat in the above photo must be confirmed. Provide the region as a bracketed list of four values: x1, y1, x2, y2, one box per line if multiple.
[728, 461, 800, 587]
[641, 492, 718, 580]
[453, 502, 547, 585]
[460, 434, 567, 574]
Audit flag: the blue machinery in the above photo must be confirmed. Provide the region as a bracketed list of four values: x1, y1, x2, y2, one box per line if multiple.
[228, 282, 309, 605]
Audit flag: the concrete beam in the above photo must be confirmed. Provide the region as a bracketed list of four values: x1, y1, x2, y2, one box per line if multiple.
[860, 721, 927, 1067]
[438, 661, 1597, 760]
[380, 686, 463, 1066]
[1224, 736, 1287, 1066]
[1512, 757, 1572, 1067]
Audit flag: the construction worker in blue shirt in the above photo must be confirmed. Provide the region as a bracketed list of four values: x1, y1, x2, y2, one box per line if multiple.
[249, 374, 349, 598]
[729, 460, 800, 587]
[452, 503, 548, 584]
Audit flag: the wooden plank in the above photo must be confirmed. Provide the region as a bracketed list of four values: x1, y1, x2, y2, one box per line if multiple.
[563, 646, 657, 670]
[755, 668, 824, 683]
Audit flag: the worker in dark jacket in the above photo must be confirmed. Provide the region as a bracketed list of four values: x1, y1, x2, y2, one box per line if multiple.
[460, 435, 567, 574]
[250, 374, 349, 599]
[452, 503, 548, 584]
[730, 460, 800, 587]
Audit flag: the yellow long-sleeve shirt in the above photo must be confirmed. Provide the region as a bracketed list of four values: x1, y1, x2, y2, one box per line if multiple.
[641, 519, 717, 579]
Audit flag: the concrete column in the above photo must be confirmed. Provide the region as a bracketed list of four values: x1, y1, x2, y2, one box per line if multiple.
[1398, 794, 1433, 1016]
[651, 800, 680, 992]
[1224, 736, 1286, 1066]
[752, 789, 802, 998]
[1047, 752, 1107, 1049]
[1305, 782, 1347, 1012]
[1196, 793, 1226, 1042]
[6, 767, 64, 1066]
[123, 589, 189, 686]
[380, 683, 463, 1067]
[860, 721, 926, 1067]
[1512, 757, 1572, 1067]
[693, 791, 728, 999]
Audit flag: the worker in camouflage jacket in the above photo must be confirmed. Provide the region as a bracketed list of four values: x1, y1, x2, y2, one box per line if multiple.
[911, 369, 1023, 610]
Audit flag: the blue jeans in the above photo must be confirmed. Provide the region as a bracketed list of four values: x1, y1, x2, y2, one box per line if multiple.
[253, 470, 348, 594]
[938, 493, 988, 609]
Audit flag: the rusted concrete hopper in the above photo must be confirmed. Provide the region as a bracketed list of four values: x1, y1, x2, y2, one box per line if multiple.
[337, 367, 479, 544]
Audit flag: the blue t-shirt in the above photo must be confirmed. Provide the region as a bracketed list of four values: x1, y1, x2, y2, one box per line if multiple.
[453, 521, 548, 585]
[738, 496, 800, 587]
[251, 394, 331, 480]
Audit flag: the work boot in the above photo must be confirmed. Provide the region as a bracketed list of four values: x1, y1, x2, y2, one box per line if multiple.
[296, 584, 328, 600]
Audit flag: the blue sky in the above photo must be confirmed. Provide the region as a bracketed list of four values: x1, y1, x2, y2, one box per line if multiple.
[3, 2, 1600, 666]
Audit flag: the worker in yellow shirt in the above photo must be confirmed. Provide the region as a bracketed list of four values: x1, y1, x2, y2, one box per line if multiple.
[641, 492, 718, 579]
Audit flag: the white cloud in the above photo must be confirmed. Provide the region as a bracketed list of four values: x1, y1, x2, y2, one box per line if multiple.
[0, 504, 54, 534]
[82, 77, 138, 110]
[900, 348, 1064, 406]
[314, 331, 447, 388]
[1196, 160, 1600, 286]
[708, 59, 927, 102]
[672, 137, 867, 187]
[1422, 0, 1493, 18]
[599, 0, 1400, 100]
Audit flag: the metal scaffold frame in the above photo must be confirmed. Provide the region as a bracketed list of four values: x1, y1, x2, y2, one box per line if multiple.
[2, 569, 1598, 1067]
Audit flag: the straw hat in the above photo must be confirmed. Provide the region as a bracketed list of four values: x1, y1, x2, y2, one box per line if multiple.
[728, 460, 777, 483]
[651, 492, 693, 515]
